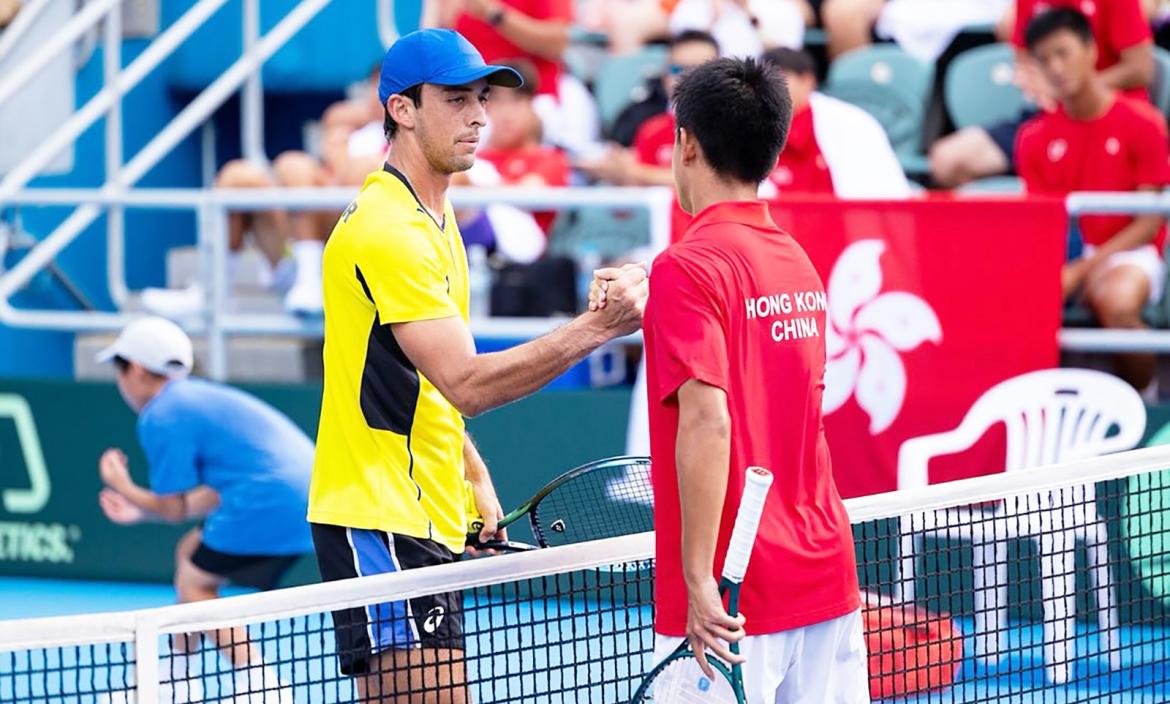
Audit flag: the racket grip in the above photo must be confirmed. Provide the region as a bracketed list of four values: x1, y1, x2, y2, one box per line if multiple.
[721, 466, 774, 583]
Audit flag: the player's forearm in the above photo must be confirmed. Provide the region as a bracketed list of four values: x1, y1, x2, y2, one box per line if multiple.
[631, 163, 675, 188]
[117, 483, 187, 524]
[463, 432, 491, 485]
[455, 315, 611, 416]
[1085, 214, 1164, 263]
[676, 401, 732, 589]
[1099, 44, 1155, 91]
[493, 12, 570, 62]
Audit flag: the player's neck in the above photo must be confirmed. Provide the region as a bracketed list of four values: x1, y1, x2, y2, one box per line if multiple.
[686, 175, 761, 215]
[1063, 78, 1113, 120]
[386, 150, 450, 218]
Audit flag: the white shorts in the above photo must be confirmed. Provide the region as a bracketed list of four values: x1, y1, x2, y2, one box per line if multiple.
[1081, 244, 1166, 304]
[652, 609, 870, 704]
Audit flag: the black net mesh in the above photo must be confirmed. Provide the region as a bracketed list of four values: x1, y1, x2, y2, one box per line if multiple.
[3, 462, 1170, 703]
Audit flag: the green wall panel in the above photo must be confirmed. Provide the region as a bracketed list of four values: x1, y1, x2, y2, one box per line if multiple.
[0, 381, 633, 584]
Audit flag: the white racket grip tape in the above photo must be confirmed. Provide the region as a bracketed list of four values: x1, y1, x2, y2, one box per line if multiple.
[721, 466, 774, 583]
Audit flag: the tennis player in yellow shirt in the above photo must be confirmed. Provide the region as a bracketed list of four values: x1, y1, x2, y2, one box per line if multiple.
[308, 28, 648, 703]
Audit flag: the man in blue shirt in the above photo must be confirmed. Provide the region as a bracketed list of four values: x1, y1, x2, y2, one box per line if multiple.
[95, 316, 312, 704]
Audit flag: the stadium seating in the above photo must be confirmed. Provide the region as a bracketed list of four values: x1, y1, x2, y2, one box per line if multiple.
[822, 45, 933, 174]
[955, 176, 1023, 194]
[593, 45, 669, 132]
[944, 43, 1026, 130]
[1151, 47, 1170, 117]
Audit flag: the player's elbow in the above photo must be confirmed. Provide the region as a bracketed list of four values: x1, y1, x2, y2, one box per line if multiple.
[452, 394, 489, 419]
[440, 379, 491, 418]
[678, 403, 731, 440]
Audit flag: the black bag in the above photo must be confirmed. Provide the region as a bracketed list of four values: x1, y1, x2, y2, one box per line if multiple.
[489, 256, 578, 317]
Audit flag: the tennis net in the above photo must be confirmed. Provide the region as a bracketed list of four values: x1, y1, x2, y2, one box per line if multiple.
[3, 444, 1170, 703]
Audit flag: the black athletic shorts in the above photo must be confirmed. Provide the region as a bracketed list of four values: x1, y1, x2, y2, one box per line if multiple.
[190, 543, 300, 591]
[986, 108, 1041, 170]
[311, 524, 464, 675]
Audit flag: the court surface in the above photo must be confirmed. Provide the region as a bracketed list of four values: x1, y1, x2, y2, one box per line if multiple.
[1, 576, 1167, 703]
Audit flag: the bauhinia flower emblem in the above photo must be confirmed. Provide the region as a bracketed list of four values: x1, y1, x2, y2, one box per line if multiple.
[823, 240, 942, 434]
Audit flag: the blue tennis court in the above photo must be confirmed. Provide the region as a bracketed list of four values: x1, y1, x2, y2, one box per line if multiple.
[2, 575, 1168, 703]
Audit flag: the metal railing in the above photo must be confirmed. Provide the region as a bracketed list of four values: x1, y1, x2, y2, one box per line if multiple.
[0, 185, 673, 379]
[1057, 192, 1170, 352]
[0, 0, 407, 311]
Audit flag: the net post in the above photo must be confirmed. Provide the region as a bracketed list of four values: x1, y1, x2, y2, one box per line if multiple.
[134, 615, 160, 704]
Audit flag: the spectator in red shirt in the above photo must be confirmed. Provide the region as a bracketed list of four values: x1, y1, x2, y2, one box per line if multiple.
[475, 60, 571, 231]
[591, 57, 866, 702]
[577, 30, 721, 241]
[452, 60, 569, 262]
[430, 0, 603, 156]
[759, 48, 910, 199]
[1017, 8, 1170, 392]
[931, 0, 1154, 188]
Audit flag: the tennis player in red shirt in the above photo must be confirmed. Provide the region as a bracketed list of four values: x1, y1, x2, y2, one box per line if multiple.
[593, 57, 867, 702]
[931, 0, 1152, 188]
[1017, 7, 1170, 392]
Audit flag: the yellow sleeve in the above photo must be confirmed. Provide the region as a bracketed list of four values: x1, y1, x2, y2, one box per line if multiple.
[355, 226, 460, 324]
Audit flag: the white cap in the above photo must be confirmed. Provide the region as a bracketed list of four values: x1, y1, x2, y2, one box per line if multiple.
[96, 317, 194, 376]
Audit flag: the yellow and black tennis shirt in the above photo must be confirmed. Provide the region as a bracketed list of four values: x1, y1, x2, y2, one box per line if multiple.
[308, 165, 471, 553]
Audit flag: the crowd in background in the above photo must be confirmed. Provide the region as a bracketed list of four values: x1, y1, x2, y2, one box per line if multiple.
[111, 0, 1170, 393]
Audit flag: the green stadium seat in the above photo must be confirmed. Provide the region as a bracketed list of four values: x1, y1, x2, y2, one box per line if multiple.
[956, 176, 1023, 194]
[593, 45, 669, 132]
[945, 43, 1026, 130]
[822, 45, 933, 174]
[1150, 47, 1170, 117]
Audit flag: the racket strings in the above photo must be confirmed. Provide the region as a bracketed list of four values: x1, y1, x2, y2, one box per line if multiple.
[531, 459, 653, 546]
[636, 657, 739, 703]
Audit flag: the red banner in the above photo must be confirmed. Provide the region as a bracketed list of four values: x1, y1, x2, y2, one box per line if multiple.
[767, 197, 1067, 497]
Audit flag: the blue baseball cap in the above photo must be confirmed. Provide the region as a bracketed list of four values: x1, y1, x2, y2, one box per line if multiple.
[378, 29, 524, 104]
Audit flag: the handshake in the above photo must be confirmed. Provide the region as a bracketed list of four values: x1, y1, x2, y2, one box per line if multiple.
[584, 262, 650, 338]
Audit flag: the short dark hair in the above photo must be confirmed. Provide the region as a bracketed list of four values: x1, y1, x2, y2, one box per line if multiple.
[1025, 7, 1094, 50]
[383, 83, 423, 142]
[762, 48, 815, 77]
[672, 57, 791, 184]
[670, 29, 719, 54]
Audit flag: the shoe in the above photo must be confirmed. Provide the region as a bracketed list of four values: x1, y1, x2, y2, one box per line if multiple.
[284, 278, 322, 316]
[141, 285, 205, 318]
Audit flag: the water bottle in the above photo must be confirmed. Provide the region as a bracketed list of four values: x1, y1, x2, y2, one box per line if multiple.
[577, 243, 602, 312]
[467, 245, 491, 320]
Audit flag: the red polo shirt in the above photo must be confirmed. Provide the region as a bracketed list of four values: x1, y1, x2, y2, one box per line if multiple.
[644, 200, 861, 637]
[1013, 0, 1151, 100]
[477, 145, 571, 232]
[1016, 95, 1170, 250]
[633, 112, 693, 242]
[766, 106, 835, 195]
[455, 0, 572, 97]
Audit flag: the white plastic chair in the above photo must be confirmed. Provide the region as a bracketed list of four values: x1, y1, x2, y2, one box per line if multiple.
[895, 368, 1146, 684]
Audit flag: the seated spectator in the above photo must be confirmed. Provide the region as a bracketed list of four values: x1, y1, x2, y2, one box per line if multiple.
[577, 30, 720, 238]
[759, 48, 911, 199]
[577, 0, 670, 55]
[665, 0, 809, 56]
[429, 0, 602, 156]
[142, 67, 388, 317]
[822, 0, 1010, 60]
[1017, 8, 1169, 393]
[453, 60, 569, 264]
[931, 0, 1154, 189]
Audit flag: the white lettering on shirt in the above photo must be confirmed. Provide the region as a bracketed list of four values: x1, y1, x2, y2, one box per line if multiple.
[744, 289, 825, 343]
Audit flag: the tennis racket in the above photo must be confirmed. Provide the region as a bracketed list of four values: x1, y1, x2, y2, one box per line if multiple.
[628, 466, 774, 703]
[468, 456, 653, 552]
